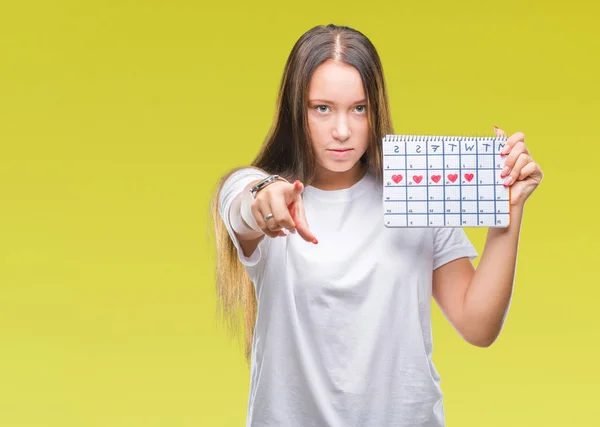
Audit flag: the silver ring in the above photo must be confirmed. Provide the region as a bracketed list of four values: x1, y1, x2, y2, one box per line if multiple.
[264, 213, 274, 222]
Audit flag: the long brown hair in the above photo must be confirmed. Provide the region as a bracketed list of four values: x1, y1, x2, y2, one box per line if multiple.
[210, 24, 395, 363]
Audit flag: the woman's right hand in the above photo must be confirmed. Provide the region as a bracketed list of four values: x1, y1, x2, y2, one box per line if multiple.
[252, 180, 318, 244]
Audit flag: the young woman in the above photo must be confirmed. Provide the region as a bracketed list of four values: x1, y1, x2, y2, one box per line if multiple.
[211, 23, 543, 427]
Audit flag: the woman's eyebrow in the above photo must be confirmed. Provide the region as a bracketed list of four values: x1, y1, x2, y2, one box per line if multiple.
[308, 98, 367, 105]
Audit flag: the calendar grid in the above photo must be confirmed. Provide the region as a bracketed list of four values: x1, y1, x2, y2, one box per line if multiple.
[383, 135, 510, 228]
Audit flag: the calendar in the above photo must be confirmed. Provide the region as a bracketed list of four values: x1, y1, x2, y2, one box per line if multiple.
[383, 135, 511, 228]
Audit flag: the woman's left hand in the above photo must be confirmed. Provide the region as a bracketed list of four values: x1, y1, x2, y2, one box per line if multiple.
[494, 126, 544, 207]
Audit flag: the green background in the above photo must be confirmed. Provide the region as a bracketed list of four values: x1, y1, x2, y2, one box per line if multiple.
[1, 0, 598, 425]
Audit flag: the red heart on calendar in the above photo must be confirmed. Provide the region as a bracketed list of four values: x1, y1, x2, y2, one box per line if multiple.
[464, 173, 474, 182]
[431, 175, 441, 183]
[413, 175, 423, 184]
[448, 174, 458, 182]
[392, 174, 403, 183]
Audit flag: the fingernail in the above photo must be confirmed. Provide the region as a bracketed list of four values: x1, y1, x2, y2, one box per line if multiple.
[503, 176, 513, 186]
[501, 166, 509, 177]
[494, 125, 499, 133]
[313, 238, 318, 244]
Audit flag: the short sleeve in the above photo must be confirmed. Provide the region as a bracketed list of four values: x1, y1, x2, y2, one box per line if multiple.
[432, 227, 478, 270]
[218, 168, 269, 269]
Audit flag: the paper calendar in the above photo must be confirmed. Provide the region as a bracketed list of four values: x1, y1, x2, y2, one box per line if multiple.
[383, 135, 511, 228]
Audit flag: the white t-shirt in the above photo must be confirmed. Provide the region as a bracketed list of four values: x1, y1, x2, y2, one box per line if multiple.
[218, 168, 478, 427]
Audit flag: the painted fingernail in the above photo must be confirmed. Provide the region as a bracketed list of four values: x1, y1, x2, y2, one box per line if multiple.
[503, 176, 513, 186]
[494, 125, 499, 133]
[501, 166, 509, 177]
[312, 238, 318, 244]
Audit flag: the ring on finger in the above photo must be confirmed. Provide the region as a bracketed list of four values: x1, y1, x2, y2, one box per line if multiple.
[264, 213, 274, 222]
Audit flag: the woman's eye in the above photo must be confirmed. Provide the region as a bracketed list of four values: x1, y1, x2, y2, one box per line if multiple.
[355, 105, 366, 113]
[316, 105, 330, 114]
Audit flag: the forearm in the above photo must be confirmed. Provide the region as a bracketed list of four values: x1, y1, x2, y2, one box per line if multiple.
[220, 166, 270, 239]
[229, 179, 264, 239]
[462, 206, 524, 346]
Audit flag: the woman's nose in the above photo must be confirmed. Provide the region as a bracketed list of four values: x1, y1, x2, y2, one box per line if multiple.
[332, 115, 351, 141]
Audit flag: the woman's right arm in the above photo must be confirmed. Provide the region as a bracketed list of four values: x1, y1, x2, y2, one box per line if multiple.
[227, 176, 318, 258]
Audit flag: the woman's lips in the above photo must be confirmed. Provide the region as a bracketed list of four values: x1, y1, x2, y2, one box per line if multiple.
[328, 148, 353, 158]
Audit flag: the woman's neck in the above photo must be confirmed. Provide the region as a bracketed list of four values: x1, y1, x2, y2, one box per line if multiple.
[310, 163, 367, 191]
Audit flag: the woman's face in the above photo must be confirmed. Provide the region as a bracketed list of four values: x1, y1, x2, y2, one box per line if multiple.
[306, 59, 370, 178]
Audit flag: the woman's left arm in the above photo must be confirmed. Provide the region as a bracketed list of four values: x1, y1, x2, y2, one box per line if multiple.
[432, 127, 544, 347]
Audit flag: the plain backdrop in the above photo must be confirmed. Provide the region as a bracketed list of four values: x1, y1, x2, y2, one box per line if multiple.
[1, 1, 598, 426]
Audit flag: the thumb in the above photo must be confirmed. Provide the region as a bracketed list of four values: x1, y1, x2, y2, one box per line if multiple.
[292, 180, 304, 196]
[284, 180, 305, 203]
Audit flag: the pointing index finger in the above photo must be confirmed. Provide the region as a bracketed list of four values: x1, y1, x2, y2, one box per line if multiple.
[289, 191, 317, 244]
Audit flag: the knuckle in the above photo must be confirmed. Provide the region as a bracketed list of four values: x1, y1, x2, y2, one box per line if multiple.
[514, 152, 525, 162]
[521, 153, 532, 164]
[254, 189, 267, 201]
[265, 184, 279, 194]
[278, 217, 293, 227]
[267, 221, 281, 231]
[267, 181, 287, 194]
[510, 143, 523, 156]
[511, 146, 524, 158]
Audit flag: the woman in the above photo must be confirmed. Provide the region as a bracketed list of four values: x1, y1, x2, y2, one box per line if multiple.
[211, 23, 542, 427]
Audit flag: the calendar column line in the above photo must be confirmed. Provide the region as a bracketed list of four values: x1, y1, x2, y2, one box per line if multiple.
[476, 138, 480, 226]
[459, 138, 462, 226]
[493, 138, 497, 226]
[442, 139, 446, 227]
[404, 141, 408, 226]
[426, 138, 429, 226]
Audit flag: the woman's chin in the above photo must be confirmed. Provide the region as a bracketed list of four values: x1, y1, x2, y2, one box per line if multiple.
[319, 159, 361, 174]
